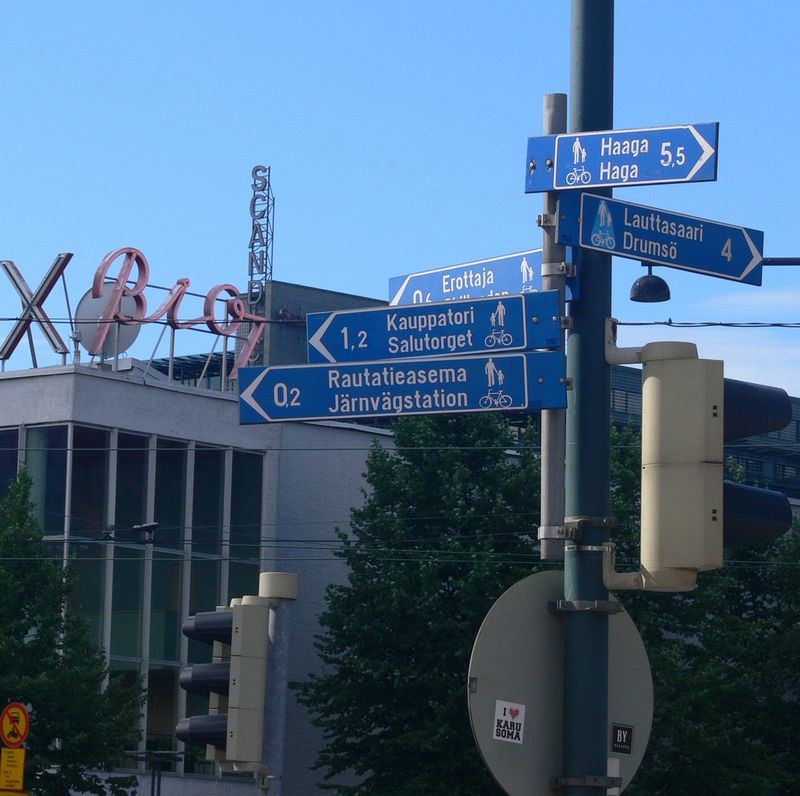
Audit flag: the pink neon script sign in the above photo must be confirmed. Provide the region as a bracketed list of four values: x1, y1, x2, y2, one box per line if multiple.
[90, 247, 266, 376]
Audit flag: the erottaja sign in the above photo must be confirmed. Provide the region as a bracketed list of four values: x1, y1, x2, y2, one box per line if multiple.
[0, 247, 267, 377]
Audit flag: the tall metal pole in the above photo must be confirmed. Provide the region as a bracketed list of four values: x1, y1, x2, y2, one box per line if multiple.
[539, 93, 567, 563]
[563, 2, 614, 795]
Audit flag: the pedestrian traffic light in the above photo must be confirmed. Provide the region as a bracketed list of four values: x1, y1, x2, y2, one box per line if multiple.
[637, 341, 792, 591]
[176, 595, 270, 769]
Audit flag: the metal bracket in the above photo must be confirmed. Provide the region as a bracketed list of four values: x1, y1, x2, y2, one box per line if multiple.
[542, 260, 576, 278]
[538, 524, 566, 541]
[548, 599, 622, 614]
[537, 213, 556, 228]
[563, 515, 617, 540]
[552, 775, 623, 789]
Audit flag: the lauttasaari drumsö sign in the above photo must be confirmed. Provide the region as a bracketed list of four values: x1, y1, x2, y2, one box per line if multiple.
[556, 192, 764, 285]
[239, 352, 566, 423]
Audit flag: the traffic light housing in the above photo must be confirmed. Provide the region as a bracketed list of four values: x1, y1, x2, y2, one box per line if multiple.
[176, 596, 270, 769]
[638, 341, 792, 591]
[176, 605, 232, 755]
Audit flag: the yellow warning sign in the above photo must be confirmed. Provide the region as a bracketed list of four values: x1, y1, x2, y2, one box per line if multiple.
[0, 746, 25, 791]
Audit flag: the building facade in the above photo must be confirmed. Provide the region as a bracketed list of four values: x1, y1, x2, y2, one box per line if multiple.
[0, 358, 391, 794]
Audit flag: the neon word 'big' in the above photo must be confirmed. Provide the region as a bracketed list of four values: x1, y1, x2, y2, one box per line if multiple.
[90, 247, 266, 376]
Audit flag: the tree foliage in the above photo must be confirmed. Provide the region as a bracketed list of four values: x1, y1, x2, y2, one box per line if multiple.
[609, 425, 800, 795]
[296, 414, 540, 794]
[299, 418, 800, 795]
[0, 472, 143, 796]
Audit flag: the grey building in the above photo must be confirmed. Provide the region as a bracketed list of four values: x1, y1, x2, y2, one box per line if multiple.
[0, 355, 391, 795]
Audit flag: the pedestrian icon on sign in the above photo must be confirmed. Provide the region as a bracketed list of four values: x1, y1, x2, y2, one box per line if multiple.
[590, 200, 616, 249]
[481, 359, 512, 408]
[572, 137, 586, 165]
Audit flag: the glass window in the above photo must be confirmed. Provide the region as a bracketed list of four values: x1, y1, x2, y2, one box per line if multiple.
[0, 428, 19, 499]
[116, 433, 149, 543]
[71, 426, 110, 539]
[188, 558, 220, 663]
[230, 451, 262, 562]
[26, 425, 67, 536]
[150, 554, 182, 662]
[228, 562, 259, 602]
[192, 446, 224, 556]
[154, 439, 186, 550]
[111, 547, 143, 658]
[146, 664, 179, 764]
[68, 541, 106, 645]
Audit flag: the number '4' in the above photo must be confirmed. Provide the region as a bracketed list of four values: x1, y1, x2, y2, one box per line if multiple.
[721, 239, 733, 262]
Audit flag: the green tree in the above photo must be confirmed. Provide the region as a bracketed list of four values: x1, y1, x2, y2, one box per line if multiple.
[296, 413, 541, 794]
[0, 472, 143, 796]
[299, 416, 800, 794]
[608, 425, 800, 795]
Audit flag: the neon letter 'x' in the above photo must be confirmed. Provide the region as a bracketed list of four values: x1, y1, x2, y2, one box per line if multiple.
[0, 253, 73, 361]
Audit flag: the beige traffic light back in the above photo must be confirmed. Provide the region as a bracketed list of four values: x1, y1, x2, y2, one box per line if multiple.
[640, 342, 724, 591]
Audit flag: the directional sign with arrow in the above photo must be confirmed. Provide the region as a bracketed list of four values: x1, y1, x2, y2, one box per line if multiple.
[525, 122, 718, 192]
[307, 292, 561, 364]
[389, 249, 549, 306]
[557, 192, 764, 285]
[239, 352, 566, 424]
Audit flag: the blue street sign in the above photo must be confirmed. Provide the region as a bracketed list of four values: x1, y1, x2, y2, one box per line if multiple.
[307, 292, 561, 364]
[388, 249, 577, 305]
[557, 192, 764, 285]
[239, 352, 567, 424]
[525, 122, 719, 192]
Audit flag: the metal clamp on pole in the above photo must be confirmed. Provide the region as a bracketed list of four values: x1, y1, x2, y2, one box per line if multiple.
[542, 260, 576, 278]
[548, 598, 622, 614]
[563, 515, 617, 541]
[552, 775, 623, 789]
[538, 524, 566, 543]
[537, 213, 556, 228]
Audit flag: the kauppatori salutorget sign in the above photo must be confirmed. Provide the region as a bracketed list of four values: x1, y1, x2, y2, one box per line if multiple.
[240, 289, 566, 423]
[306, 293, 561, 364]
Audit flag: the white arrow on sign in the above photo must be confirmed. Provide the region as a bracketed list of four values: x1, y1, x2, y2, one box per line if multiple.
[685, 124, 716, 180]
[240, 369, 271, 421]
[307, 314, 336, 362]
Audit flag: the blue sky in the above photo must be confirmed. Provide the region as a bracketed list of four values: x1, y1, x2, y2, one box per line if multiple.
[2, 1, 800, 392]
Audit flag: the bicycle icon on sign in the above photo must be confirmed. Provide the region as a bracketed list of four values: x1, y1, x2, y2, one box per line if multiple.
[590, 229, 616, 249]
[479, 389, 513, 409]
[566, 166, 592, 185]
[484, 328, 513, 347]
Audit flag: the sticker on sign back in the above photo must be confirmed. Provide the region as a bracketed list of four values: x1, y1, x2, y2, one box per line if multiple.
[493, 699, 526, 744]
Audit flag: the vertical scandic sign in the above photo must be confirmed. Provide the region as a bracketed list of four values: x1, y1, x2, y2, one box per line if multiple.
[238, 352, 566, 423]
